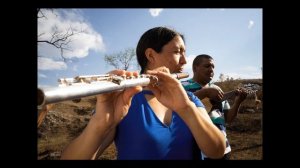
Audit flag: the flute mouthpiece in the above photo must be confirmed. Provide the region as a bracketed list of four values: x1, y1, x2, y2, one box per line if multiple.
[175, 72, 189, 79]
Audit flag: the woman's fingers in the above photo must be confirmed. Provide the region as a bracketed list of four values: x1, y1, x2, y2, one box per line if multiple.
[97, 70, 139, 102]
[123, 86, 143, 104]
[107, 69, 126, 76]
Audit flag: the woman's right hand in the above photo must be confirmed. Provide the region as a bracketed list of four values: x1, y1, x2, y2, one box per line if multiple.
[146, 68, 193, 113]
[93, 70, 142, 129]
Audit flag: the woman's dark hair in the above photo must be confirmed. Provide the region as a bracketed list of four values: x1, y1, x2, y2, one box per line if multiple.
[136, 27, 185, 74]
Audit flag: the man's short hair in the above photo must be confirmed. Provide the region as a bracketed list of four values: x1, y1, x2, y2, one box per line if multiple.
[192, 54, 213, 72]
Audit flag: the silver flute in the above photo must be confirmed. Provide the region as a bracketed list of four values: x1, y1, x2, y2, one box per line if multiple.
[37, 72, 189, 109]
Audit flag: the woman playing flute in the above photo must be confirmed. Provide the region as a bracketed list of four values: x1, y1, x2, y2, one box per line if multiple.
[60, 27, 225, 160]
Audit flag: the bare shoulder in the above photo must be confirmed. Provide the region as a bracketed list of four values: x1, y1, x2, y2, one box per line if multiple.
[209, 84, 222, 91]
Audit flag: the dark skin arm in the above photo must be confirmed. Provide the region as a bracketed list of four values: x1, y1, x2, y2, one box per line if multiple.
[225, 88, 247, 123]
[194, 86, 247, 123]
[194, 87, 223, 102]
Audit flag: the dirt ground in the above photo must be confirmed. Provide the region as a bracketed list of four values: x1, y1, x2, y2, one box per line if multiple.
[37, 81, 263, 160]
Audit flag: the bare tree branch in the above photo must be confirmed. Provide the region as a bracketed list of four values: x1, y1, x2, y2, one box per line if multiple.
[104, 48, 137, 71]
[37, 9, 84, 62]
[37, 8, 45, 19]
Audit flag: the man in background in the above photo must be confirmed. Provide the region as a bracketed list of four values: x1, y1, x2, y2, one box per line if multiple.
[182, 54, 247, 160]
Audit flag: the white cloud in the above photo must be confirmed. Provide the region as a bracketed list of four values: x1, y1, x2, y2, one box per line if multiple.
[38, 57, 67, 70]
[149, 9, 163, 17]
[248, 20, 254, 29]
[38, 73, 47, 78]
[38, 9, 105, 69]
[224, 72, 261, 79]
[240, 65, 258, 72]
[72, 65, 78, 72]
[222, 66, 262, 80]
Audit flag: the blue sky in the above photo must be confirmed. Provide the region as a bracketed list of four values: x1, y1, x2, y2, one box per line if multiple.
[38, 8, 262, 87]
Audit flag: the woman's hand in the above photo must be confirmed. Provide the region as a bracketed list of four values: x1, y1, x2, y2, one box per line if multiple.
[146, 67, 192, 113]
[93, 70, 143, 128]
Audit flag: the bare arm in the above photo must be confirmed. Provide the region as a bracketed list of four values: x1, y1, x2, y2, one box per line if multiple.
[225, 89, 247, 123]
[178, 105, 226, 159]
[225, 101, 240, 124]
[194, 87, 223, 101]
[60, 116, 114, 160]
[92, 128, 116, 160]
[147, 70, 226, 159]
[193, 89, 208, 100]
[60, 70, 142, 160]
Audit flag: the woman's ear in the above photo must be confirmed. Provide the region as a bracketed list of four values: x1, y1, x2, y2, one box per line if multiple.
[145, 48, 155, 63]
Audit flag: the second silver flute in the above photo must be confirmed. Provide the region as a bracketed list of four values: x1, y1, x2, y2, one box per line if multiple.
[38, 72, 189, 109]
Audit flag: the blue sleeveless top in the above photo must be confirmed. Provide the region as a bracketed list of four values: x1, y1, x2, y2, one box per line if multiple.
[114, 90, 203, 160]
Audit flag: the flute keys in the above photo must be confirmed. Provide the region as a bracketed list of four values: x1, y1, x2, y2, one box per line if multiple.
[149, 75, 159, 87]
[111, 75, 125, 85]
